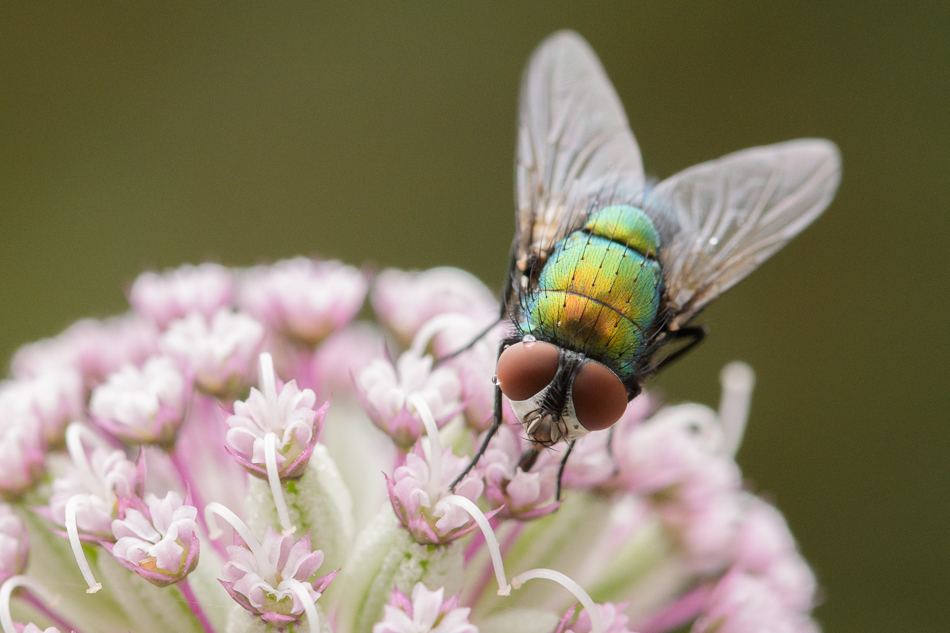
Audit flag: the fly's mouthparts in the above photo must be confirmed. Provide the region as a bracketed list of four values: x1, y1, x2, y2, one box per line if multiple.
[525, 413, 543, 435]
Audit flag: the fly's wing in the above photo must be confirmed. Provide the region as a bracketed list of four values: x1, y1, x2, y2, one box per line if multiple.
[512, 31, 645, 293]
[647, 139, 841, 330]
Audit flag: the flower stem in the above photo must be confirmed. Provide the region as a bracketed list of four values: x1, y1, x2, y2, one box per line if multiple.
[634, 583, 711, 633]
[21, 588, 84, 633]
[178, 578, 219, 633]
[170, 448, 226, 558]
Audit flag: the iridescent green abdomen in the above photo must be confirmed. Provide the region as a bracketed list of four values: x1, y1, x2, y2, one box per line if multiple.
[521, 205, 663, 380]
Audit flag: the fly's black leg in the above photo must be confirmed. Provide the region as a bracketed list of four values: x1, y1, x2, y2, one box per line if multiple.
[555, 440, 576, 500]
[605, 425, 620, 476]
[450, 375, 504, 491]
[654, 325, 706, 372]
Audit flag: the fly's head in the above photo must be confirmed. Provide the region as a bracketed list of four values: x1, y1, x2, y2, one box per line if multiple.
[495, 336, 630, 446]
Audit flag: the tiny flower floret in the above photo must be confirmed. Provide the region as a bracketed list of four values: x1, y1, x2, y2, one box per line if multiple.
[90, 356, 188, 447]
[371, 266, 498, 346]
[0, 370, 83, 447]
[48, 432, 141, 538]
[480, 424, 560, 520]
[111, 491, 200, 587]
[357, 350, 462, 451]
[693, 571, 812, 633]
[373, 583, 476, 633]
[226, 353, 328, 480]
[21, 625, 61, 633]
[130, 263, 234, 329]
[239, 257, 367, 345]
[554, 602, 634, 633]
[12, 314, 158, 388]
[0, 387, 47, 496]
[221, 526, 336, 628]
[160, 309, 265, 396]
[0, 505, 28, 583]
[387, 444, 486, 545]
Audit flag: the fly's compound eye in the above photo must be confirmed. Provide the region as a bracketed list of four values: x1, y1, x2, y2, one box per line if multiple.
[496, 340, 560, 401]
[572, 360, 628, 431]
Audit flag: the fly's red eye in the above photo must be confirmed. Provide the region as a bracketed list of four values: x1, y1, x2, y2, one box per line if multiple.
[496, 340, 560, 401]
[572, 361, 628, 431]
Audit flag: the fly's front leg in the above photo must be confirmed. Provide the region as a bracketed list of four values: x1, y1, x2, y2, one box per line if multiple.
[605, 425, 620, 476]
[555, 440, 576, 500]
[450, 381, 503, 491]
[434, 316, 503, 366]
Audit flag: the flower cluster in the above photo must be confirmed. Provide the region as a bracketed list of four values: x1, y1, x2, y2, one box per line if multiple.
[0, 259, 822, 633]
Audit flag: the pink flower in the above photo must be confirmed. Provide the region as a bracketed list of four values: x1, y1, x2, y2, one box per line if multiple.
[225, 354, 329, 480]
[310, 323, 385, 398]
[110, 491, 200, 587]
[356, 351, 462, 451]
[129, 263, 234, 329]
[0, 505, 29, 583]
[479, 424, 560, 520]
[373, 583, 476, 633]
[0, 371, 83, 448]
[386, 443, 486, 545]
[90, 356, 189, 447]
[239, 258, 367, 346]
[22, 625, 61, 633]
[434, 318, 512, 432]
[47, 445, 141, 539]
[692, 572, 815, 633]
[371, 267, 498, 346]
[12, 315, 158, 388]
[160, 309, 265, 397]
[221, 528, 336, 627]
[731, 498, 817, 613]
[562, 394, 654, 490]
[554, 602, 634, 633]
[0, 389, 47, 496]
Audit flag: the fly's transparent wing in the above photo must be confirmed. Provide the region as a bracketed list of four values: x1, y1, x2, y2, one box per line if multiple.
[513, 30, 645, 278]
[649, 139, 841, 329]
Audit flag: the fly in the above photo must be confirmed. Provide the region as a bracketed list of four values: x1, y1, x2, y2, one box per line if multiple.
[451, 31, 841, 494]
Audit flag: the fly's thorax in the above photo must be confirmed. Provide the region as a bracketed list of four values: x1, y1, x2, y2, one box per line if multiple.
[520, 205, 664, 381]
[582, 204, 660, 259]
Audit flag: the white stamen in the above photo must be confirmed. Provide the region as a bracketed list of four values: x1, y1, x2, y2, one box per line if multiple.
[410, 313, 475, 358]
[264, 432, 296, 535]
[259, 353, 278, 413]
[284, 578, 321, 633]
[64, 423, 110, 496]
[64, 496, 101, 593]
[408, 394, 442, 500]
[0, 576, 58, 633]
[718, 362, 755, 458]
[510, 568, 602, 633]
[441, 495, 510, 596]
[204, 502, 276, 578]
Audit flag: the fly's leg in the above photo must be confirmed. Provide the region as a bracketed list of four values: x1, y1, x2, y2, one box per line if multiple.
[605, 425, 620, 476]
[654, 325, 706, 372]
[450, 382, 502, 490]
[434, 316, 504, 366]
[555, 440, 577, 500]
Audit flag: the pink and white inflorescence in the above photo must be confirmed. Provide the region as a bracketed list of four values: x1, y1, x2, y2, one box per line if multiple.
[0, 260, 822, 633]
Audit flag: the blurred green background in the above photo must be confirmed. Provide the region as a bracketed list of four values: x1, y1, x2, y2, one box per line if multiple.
[1, 2, 947, 631]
